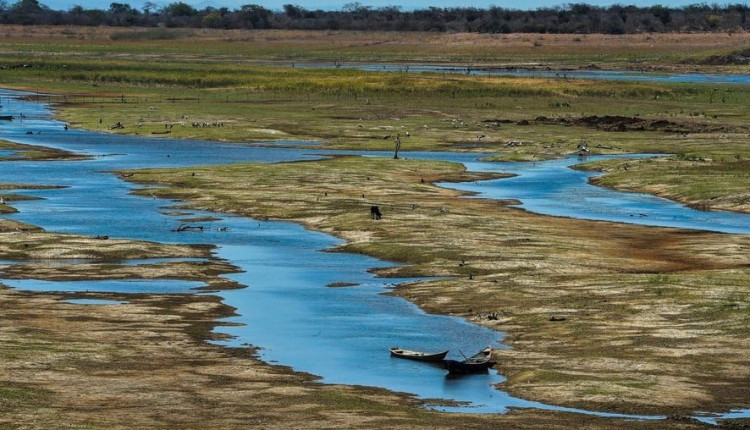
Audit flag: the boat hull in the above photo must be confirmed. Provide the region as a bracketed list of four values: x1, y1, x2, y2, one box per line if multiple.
[389, 347, 449, 362]
[444, 358, 496, 374]
[444, 346, 496, 374]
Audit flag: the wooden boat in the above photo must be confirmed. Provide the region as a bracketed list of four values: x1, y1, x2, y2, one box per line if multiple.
[389, 347, 449, 362]
[0, 115, 13, 121]
[444, 346, 496, 374]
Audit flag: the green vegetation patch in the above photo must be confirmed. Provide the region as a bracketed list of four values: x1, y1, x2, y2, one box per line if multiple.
[0, 382, 52, 408]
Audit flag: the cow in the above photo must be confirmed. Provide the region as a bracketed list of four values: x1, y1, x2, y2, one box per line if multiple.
[370, 205, 382, 220]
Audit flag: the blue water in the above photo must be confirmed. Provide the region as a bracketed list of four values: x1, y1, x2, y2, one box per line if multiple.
[441, 154, 750, 234]
[288, 62, 750, 84]
[465, 68, 750, 84]
[3, 279, 206, 293]
[0, 89, 514, 413]
[66, 298, 128, 305]
[1, 88, 748, 421]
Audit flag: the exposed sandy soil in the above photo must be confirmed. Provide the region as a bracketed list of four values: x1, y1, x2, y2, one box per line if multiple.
[0, 286, 712, 430]
[122, 155, 750, 422]
[0, 159, 729, 429]
[2, 28, 749, 427]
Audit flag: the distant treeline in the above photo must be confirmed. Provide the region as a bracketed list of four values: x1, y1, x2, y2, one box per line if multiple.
[2, 0, 750, 33]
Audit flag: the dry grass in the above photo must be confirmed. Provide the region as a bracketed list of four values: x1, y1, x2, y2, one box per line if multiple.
[0, 227, 699, 429]
[0, 274, 708, 429]
[124, 155, 750, 417]
[3, 26, 750, 66]
[2, 27, 749, 428]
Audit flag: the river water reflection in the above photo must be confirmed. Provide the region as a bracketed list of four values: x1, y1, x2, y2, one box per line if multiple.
[0, 89, 748, 420]
[441, 154, 750, 235]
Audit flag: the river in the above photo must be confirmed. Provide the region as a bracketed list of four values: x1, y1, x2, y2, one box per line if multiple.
[288, 62, 750, 84]
[0, 89, 748, 422]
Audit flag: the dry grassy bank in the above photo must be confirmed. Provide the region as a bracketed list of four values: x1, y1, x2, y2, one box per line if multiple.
[124, 156, 750, 419]
[0, 216, 712, 430]
[2, 25, 750, 67]
[0, 220, 698, 429]
[1, 27, 749, 428]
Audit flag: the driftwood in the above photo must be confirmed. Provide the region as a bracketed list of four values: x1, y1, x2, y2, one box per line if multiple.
[173, 224, 204, 232]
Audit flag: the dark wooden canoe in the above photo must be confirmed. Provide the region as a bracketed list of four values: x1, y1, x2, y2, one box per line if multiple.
[390, 347, 449, 362]
[444, 346, 496, 374]
[0, 115, 13, 121]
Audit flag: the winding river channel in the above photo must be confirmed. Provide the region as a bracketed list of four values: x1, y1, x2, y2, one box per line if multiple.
[1, 88, 748, 423]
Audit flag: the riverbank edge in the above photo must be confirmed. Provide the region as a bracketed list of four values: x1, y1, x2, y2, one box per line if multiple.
[35, 77, 749, 417]
[571, 157, 750, 215]
[0, 216, 689, 429]
[118, 155, 750, 421]
[2, 85, 748, 424]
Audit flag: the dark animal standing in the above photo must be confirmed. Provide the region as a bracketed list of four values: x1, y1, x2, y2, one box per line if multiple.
[370, 205, 382, 220]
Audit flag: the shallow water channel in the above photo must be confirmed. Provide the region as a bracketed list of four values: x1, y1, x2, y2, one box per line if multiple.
[288, 62, 750, 84]
[0, 89, 748, 421]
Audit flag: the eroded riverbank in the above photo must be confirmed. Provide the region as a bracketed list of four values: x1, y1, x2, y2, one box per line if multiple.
[2, 86, 749, 427]
[0, 192, 724, 429]
[0, 165, 701, 429]
[125, 155, 750, 419]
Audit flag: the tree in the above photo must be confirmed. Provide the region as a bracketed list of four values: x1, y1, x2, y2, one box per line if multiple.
[109, 2, 134, 14]
[203, 11, 221, 27]
[650, 5, 671, 25]
[283, 4, 303, 19]
[142, 1, 156, 14]
[164, 1, 196, 17]
[108, 2, 139, 25]
[239, 4, 271, 28]
[9, 0, 47, 24]
[706, 13, 721, 29]
[11, 0, 43, 13]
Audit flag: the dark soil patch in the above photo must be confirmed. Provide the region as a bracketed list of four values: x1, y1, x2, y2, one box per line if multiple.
[526, 115, 741, 133]
[693, 48, 750, 66]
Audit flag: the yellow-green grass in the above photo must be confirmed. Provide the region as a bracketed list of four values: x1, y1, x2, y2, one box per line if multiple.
[0, 140, 84, 161]
[580, 156, 750, 213]
[3, 28, 749, 215]
[21, 61, 745, 218]
[2, 286, 678, 430]
[10, 67, 748, 157]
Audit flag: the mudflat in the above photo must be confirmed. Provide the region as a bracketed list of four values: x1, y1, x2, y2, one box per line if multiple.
[125, 155, 750, 420]
[0, 27, 748, 428]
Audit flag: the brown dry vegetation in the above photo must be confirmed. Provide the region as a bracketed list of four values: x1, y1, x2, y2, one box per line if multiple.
[124, 156, 750, 420]
[3, 26, 750, 68]
[1, 287, 710, 430]
[2, 27, 750, 429]
[0, 218, 705, 429]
